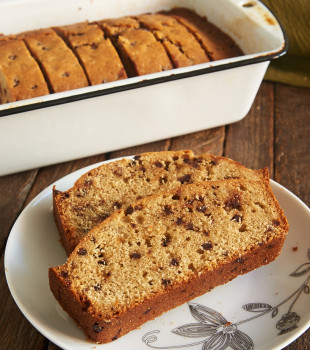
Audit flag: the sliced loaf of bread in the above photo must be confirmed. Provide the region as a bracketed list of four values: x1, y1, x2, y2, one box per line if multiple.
[53, 150, 269, 255]
[49, 178, 288, 343]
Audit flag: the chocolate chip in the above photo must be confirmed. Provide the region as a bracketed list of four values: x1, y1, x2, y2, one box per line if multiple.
[134, 155, 141, 161]
[231, 214, 242, 222]
[125, 206, 134, 215]
[196, 205, 207, 213]
[225, 194, 242, 210]
[172, 194, 180, 200]
[154, 161, 163, 168]
[177, 174, 192, 184]
[60, 270, 69, 278]
[13, 78, 20, 87]
[272, 219, 280, 226]
[162, 236, 171, 247]
[162, 279, 171, 286]
[202, 242, 213, 250]
[113, 201, 122, 209]
[130, 252, 141, 259]
[112, 329, 121, 341]
[92, 323, 103, 333]
[186, 222, 195, 231]
[98, 259, 107, 265]
[84, 179, 93, 186]
[176, 217, 184, 225]
[94, 283, 102, 291]
[170, 258, 179, 266]
[235, 257, 245, 263]
[77, 248, 87, 255]
[163, 205, 173, 215]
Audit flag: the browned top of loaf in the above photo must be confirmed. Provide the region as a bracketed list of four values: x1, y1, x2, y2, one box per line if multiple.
[53, 150, 269, 255]
[50, 178, 288, 324]
[0, 39, 49, 103]
[137, 13, 209, 68]
[54, 22, 127, 85]
[98, 17, 141, 37]
[22, 28, 88, 93]
[99, 17, 172, 77]
[162, 8, 243, 61]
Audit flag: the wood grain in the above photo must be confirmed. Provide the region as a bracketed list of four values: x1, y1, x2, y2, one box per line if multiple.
[225, 82, 275, 176]
[274, 83, 310, 206]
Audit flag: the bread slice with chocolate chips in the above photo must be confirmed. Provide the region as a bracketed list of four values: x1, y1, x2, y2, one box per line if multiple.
[49, 178, 289, 343]
[54, 22, 127, 85]
[53, 150, 269, 255]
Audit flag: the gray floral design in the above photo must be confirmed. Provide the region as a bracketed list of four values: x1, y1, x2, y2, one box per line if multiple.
[142, 248, 310, 349]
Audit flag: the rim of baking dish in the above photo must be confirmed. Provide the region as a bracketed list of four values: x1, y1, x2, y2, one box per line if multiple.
[0, 1, 288, 118]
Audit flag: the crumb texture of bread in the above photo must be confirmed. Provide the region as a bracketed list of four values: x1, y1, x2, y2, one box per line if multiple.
[53, 150, 269, 255]
[0, 39, 49, 103]
[49, 178, 289, 343]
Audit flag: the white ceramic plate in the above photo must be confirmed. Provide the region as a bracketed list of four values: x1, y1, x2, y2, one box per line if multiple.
[5, 160, 310, 350]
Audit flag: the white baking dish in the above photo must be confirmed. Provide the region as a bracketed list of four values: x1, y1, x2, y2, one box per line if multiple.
[0, 0, 287, 176]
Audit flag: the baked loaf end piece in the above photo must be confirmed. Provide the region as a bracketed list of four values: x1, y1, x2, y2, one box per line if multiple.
[22, 28, 88, 93]
[54, 22, 127, 85]
[162, 8, 243, 61]
[0, 39, 49, 103]
[137, 13, 209, 68]
[53, 150, 269, 255]
[49, 179, 289, 343]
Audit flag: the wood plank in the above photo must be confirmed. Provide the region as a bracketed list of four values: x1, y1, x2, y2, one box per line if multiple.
[274, 84, 310, 206]
[224, 82, 275, 176]
[24, 153, 108, 207]
[170, 127, 225, 156]
[0, 170, 38, 252]
[109, 139, 170, 159]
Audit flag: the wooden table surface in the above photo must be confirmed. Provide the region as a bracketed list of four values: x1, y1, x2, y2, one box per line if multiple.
[1, 81, 309, 349]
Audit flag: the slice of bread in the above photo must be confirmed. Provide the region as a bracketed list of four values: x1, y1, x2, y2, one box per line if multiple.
[0, 39, 49, 103]
[53, 150, 269, 255]
[54, 22, 127, 85]
[49, 178, 289, 343]
[137, 13, 209, 68]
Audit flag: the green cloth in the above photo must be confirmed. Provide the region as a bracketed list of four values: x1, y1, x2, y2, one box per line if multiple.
[262, 0, 310, 87]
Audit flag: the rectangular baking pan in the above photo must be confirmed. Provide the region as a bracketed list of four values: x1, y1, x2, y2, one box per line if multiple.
[0, 0, 287, 176]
